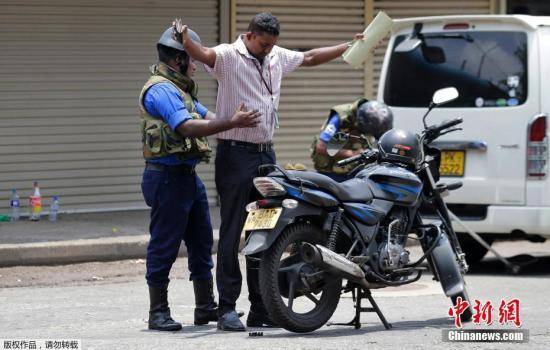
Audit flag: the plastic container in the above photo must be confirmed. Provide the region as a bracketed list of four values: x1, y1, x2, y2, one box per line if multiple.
[29, 181, 42, 221]
[49, 196, 60, 222]
[10, 188, 20, 222]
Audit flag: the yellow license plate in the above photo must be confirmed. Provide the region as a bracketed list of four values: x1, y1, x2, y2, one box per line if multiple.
[243, 208, 283, 231]
[440, 150, 465, 177]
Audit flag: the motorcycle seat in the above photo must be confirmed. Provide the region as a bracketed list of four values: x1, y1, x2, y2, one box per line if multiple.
[286, 171, 373, 202]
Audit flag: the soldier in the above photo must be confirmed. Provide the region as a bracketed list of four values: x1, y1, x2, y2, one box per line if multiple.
[311, 100, 393, 182]
[139, 26, 260, 331]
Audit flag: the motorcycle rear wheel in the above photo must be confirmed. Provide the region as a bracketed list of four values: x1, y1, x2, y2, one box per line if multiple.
[259, 223, 342, 333]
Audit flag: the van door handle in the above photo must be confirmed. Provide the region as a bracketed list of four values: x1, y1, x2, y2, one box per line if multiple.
[431, 140, 487, 151]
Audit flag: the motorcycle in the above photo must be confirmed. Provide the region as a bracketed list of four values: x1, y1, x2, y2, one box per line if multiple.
[242, 87, 473, 333]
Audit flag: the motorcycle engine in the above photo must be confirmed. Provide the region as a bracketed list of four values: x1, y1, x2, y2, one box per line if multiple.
[378, 210, 410, 272]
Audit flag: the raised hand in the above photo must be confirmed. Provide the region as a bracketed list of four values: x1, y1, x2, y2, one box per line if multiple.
[172, 18, 189, 45]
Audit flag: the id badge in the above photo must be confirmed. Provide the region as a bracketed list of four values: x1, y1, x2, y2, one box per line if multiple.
[272, 97, 279, 129]
[274, 110, 280, 129]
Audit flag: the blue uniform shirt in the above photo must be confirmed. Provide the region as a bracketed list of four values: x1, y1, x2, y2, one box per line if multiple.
[143, 82, 208, 166]
[319, 112, 340, 143]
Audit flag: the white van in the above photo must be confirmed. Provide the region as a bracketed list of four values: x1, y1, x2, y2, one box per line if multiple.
[378, 15, 550, 263]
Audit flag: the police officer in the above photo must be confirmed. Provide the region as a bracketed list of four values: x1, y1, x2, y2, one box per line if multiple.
[311, 100, 393, 182]
[140, 26, 260, 331]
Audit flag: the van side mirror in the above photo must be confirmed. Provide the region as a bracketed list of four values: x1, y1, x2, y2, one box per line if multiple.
[432, 87, 459, 105]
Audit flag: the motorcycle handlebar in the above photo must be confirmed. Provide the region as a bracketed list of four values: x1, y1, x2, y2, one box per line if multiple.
[434, 117, 463, 133]
[424, 117, 463, 143]
[337, 150, 378, 167]
[337, 154, 363, 167]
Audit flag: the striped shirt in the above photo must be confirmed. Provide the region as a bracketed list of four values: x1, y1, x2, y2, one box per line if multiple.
[205, 35, 304, 143]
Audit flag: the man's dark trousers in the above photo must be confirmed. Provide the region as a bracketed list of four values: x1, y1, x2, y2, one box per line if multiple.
[214, 142, 276, 314]
[141, 168, 214, 286]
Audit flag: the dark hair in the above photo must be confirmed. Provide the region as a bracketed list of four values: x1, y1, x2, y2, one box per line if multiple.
[157, 43, 190, 73]
[247, 12, 280, 36]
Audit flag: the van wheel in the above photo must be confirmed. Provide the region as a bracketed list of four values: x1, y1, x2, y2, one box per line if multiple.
[457, 233, 494, 265]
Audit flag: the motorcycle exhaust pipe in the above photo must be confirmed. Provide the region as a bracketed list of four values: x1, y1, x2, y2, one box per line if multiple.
[300, 242, 369, 288]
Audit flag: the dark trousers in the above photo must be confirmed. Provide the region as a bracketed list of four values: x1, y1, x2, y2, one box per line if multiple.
[215, 143, 276, 314]
[141, 169, 214, 287]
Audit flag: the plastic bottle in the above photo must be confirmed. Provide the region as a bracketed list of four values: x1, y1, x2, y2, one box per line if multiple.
[10, 188, 20, 222]
[49, 196, 60, 222]
[29, 181, 42, 221]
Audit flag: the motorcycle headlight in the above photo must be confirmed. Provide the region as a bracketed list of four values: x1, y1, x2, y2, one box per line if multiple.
[253, 177, 286, 197]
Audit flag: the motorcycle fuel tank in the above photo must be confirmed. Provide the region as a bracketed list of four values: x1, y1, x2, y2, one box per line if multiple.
[356, 164, 423, 206]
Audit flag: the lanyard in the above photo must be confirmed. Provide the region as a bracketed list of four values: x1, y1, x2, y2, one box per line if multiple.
[253, 57, 280, 128]
[253, 60, 273, 96]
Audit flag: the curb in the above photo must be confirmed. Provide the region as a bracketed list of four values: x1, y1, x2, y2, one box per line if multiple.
[0, 230, 225, 267]
[0, 232, 418, 267]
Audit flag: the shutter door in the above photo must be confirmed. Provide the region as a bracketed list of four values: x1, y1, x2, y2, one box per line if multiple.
[368, 0, 496, 96]
[235, 0, 366, 168]
[0, 0, 219, 212]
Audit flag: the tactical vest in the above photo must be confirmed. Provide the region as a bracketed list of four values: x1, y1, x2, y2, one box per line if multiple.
[139, 64, 211, 162]
[311, 98, 375, 175]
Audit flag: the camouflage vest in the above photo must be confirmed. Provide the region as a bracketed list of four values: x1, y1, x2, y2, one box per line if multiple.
[311, 98, 375, 175]
[139, 63, 211, 162]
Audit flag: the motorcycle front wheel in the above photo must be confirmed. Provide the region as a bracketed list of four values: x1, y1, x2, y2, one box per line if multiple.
[428, 232, 473, 323]
[259, 223, 342, 333]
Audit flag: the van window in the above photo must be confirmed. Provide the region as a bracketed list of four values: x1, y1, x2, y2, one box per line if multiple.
[384, 31, 527, 108]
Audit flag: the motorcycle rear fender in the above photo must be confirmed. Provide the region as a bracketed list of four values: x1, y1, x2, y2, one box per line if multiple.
[241, 201, 324, 256]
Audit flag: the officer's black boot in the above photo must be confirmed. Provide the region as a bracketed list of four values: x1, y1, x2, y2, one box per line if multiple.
[148, 284, 182, 331]
[193, 278, 219, 325]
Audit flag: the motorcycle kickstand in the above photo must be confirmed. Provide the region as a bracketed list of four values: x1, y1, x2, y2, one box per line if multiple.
[329, 286, 392, 330]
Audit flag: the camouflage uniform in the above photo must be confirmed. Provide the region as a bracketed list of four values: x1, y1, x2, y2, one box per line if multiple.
[311, 98, 375, 175]
[139, 62, 211, 162]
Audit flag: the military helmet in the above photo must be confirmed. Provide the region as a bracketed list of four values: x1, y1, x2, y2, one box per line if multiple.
[158, 26, 201, 52]
[377, 129, 422, 167]
[356, 101, 394, 138]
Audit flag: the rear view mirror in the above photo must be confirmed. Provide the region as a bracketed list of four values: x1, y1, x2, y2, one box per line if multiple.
[327, 132, 349, 157]
[421, 45, 446, 64]
[432, 87, 459, 105]
[394, 38, 422, 52]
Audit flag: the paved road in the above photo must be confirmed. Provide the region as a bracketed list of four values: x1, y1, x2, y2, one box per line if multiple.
[1, 241, 549, 350]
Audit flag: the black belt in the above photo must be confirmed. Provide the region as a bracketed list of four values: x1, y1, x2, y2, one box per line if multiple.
[218, 139, 273, 152]
[145, 162, 195, 175]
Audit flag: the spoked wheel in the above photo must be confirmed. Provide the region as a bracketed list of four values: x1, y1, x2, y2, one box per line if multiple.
[259, 223, 342, 333]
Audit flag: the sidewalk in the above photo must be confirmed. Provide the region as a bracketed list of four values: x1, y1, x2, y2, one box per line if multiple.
[0, 209, 222, 267]
[0, 209, 221, 244]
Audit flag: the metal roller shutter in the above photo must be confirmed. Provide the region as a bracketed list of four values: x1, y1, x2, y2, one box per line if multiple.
[367, 0, 497, 96]
[0, 0, 219, 212]
[234, 0, 366, 168]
